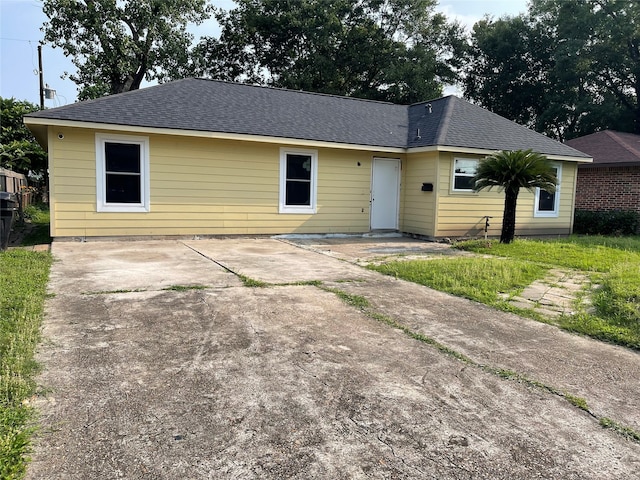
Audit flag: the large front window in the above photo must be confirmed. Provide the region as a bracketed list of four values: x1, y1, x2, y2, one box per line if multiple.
[96, 134, 150, 212]
[534, 164, 561, 217]
[279, 148, 317, 214]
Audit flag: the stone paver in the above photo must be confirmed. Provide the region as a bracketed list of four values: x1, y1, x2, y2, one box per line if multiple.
[512, 269, 590, 317]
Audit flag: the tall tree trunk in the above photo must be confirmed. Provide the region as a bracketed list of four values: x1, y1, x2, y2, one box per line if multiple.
[500, 187, 520, 244]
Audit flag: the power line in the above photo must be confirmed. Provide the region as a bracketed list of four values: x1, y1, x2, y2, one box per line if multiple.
[0, 37, 42, 43]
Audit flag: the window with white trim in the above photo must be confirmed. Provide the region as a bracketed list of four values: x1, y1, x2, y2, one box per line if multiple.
[96, 134, 150, 212]
[534, 163, 561, 217]
[279, 148, 317, 214]
[452, 158, 478, 191]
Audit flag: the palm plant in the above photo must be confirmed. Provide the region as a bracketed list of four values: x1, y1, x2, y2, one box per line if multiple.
[473, 149, 557, 244]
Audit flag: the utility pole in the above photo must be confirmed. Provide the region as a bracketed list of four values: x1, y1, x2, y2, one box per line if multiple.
[38, 44, 44, 109]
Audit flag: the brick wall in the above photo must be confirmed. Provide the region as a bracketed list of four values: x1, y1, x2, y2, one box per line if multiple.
[575, 166, 640, 213]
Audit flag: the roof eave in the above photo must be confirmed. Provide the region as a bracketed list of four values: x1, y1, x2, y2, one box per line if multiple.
[24, 121, 48, 151]
[407, 144, 592, 162]
[23, 117, 406, 153]
[25, 117, 590, 161]
[579, 161, 640, 168]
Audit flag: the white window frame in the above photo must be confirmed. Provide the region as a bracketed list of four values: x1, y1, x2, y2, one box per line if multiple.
[452, 157, 479, 192]
[279, 147, 318, 214]
[534, 162, 562, 218]
[96, 133, 150, 213]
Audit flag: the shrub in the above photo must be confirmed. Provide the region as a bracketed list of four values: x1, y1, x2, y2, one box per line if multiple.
[574, 210, 639, 235]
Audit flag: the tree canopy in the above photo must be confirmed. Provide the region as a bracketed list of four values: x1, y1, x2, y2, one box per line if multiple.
[38, 0, 638, 138]
[42, 0, 212, 100]
[192, 0, 466, 103]
[464, 0, 639, 139]
[0, 98, 47, 182]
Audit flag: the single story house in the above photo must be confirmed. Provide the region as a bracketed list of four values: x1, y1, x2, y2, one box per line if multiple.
[24, 78, 591, 240]
[566, 130, 640, 215]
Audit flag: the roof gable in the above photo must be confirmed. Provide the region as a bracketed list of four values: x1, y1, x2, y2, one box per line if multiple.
[565, 130, 640, 166]
[26, 78, 588, 159]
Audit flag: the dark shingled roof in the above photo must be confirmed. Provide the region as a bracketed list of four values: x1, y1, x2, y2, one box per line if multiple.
[408, 96, 588, 158]
[565, 130, 640, 167]
[26, 78, 588, 158]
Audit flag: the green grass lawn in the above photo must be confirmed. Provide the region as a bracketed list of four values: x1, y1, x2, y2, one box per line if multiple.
[19, 204, 52, 247]
[371, 257, 549, 305]
[0, 249, 52, 479]
[370, 236, 640, 350]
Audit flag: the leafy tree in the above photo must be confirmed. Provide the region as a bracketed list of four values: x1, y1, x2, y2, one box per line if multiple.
[472, 150, 557, 244]
[42, 0, 212, 100]
[193, 0, 466, 103]
[530, 0, 640, 134]
[464, 1, 639, 138]
[464, 14, 600, 141]
[464, 15, 552, 131]
[0, 98, 47, 182]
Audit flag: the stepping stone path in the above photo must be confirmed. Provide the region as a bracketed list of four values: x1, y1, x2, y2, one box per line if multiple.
[508, 269, 591, 318]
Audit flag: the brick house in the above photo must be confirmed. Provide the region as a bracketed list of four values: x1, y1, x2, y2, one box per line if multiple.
[566, 130, 640, 215]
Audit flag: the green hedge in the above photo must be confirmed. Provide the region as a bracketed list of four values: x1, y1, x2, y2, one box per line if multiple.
[574, 210, 640, 235]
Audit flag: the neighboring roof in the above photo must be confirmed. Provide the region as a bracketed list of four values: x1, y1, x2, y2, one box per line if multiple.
[565, 130, 640, 167]
[26, 78, 589, 159]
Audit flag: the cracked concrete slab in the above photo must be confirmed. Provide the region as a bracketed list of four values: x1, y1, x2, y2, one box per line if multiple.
[324, 275, 640, 433]
[182, 238, 373, 283]
[49, 240, 241, 294]
[28, 238, 640, 479]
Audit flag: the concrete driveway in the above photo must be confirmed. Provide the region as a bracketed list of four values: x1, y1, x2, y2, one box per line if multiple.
[28, 237, 640, 479]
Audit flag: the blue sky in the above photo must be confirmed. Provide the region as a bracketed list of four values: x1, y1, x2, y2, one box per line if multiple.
[0, 0, 528, 106]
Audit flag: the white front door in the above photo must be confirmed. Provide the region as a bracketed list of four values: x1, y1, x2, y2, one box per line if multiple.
[371, 158, 400, 230]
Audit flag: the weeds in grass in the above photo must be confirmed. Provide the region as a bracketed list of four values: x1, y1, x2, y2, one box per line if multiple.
[0, 249, 52, 478]
[555, 312, 639, 350]
[447, 237, 640, 350]
[561, 235, 640, 252]
[19, 204, 52, 246]
[592, 262, 639, 330]
[369, 257, 548, 305]
[457, 237, 640, 272]
[21, 205, 49, 225]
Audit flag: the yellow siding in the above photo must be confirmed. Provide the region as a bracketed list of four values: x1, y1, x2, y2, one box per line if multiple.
[516, 161, 578, 236]
[435, 153, 578, 238]
[46, 125, 582, 239]
[400, 151, 438, 237]
[48, 127, 383, 237]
